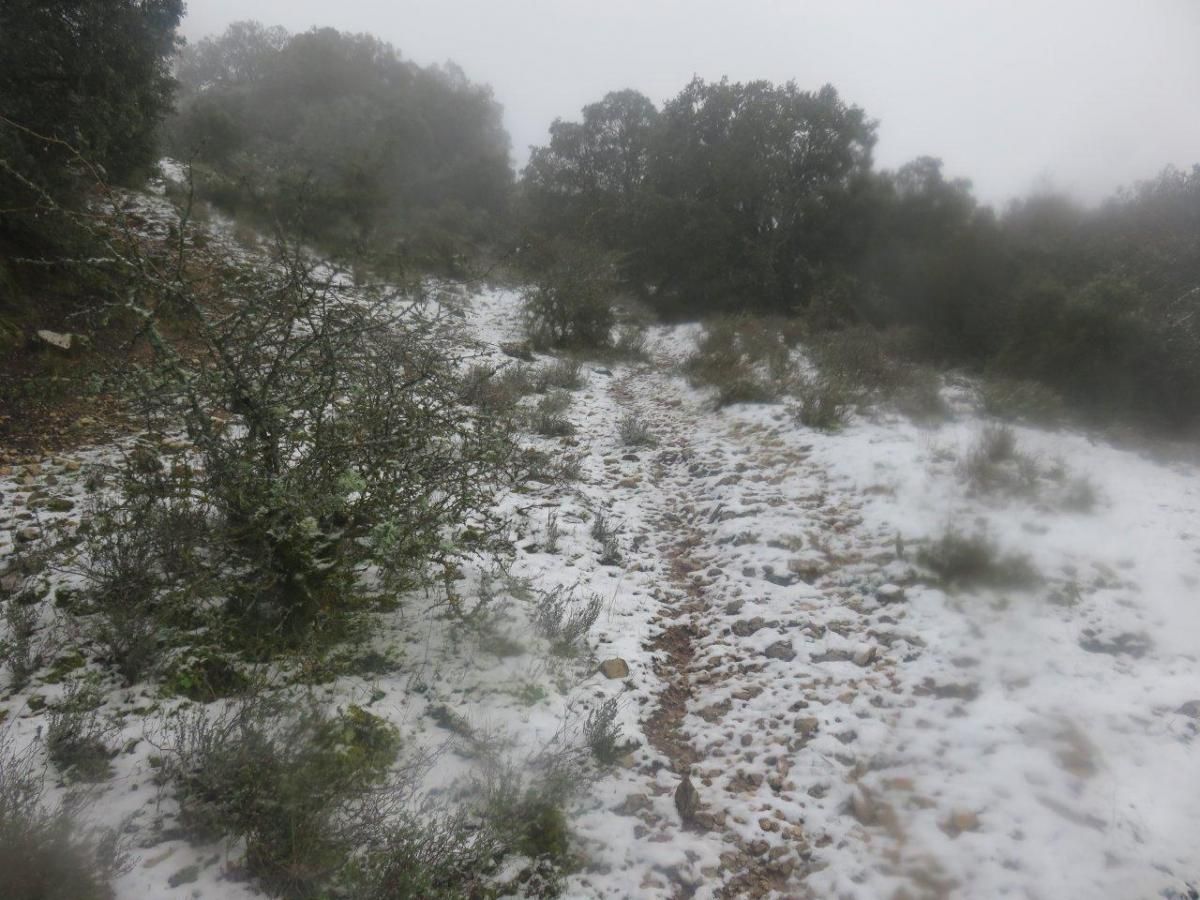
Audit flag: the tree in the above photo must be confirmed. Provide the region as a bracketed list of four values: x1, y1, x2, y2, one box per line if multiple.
[0, 0, 183, 187]
[522, 79, 876, 316]
[169, 23, 514, 270]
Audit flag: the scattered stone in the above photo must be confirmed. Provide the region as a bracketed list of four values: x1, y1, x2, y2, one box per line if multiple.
[1177, 700, 1200, 718]
[15, 527, 40, 543]
[852, 644, 876, 667]
[593, 367, 613, 376]
[1079, 631, 1153, 658]
[876, 583, 906, 603]
[35, 329, 73, 351]
[764, 640, 796, 662]
[0, 573, 23, 593]
[675, 772, 700, 825]
[724, 600, 744, 616]
[848, 786, 878, 826]
[499, 341, 534, 361]
[619, 793, 652, 815]
[942, 809, 981, 837]
[63, 460, 82, 472]
[599, 658, 630, 679]
[732, 616, 766, 637]
[167, 864, 201, 887]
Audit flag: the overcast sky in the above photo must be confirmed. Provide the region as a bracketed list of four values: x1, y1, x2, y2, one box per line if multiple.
[181, 0, 1200, 208]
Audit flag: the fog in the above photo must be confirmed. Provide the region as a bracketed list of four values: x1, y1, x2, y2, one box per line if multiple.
[181, 0, 1200, 207]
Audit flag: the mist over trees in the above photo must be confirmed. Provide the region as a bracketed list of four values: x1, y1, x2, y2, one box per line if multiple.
[168, 21, 514, 271]
[520, 82, 1200, 430]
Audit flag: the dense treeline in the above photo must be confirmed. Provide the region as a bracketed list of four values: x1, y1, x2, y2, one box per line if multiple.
[0, 0, 183, 332]
[520, 81, 1200, 430]
[168, 21, 513, 271]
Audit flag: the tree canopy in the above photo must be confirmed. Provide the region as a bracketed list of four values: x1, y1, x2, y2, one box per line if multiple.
[169, 22, 514, 270]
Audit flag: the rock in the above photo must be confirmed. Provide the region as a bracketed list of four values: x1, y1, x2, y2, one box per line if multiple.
[852, 644, 876, 667]
[618, 793, 652, 815]
[1178, 700, 1200, 719]
[876, 583, 906, 603]
[0, 573, 22, 594]
[599, 658, 630, 679]
[593, 367, 613, 376]
[848, 786, 877, 825]
[63, 460, 81, 472]
[732, 616, 766, 637]
[15, 527, 40, 543]
[794, 716, 820, 737]
[764, 640, 796, 662]
[35, 329, 73, 351]
[675, 772, 700, 825]
[942, 809, 980, 837]
[499, 341, 534, 361]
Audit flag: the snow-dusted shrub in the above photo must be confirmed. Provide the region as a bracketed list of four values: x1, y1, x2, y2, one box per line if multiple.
[0, 736, 125, 900]
[918, 530, 1040, 589]
[583, 697, 624, 765]
[528, 390, 575, 436]
[613, 323, 650, 361]
[618, 413, 657, 447]
[167, 698, 505, 899]
[792, 376, 850, 431]
[94, 235, 517, 645]
[533, 359, 585, 392]
[533, 586, 602, 656]
[804, 324, 948, 421]
[167, 699, 402, 898]
[590, 511, 622, 565]
[45, 683, 115, 784]
[683, 317, 786, 407]
[1, 602, 39, 691]
[979, 375, 1066, 425]
[521, 242, 617, 351]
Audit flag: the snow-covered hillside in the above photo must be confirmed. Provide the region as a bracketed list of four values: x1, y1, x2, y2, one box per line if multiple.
[2, 280, 1198, 900]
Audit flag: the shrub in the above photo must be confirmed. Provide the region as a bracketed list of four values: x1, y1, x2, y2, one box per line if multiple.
[168, 699, 402, 898]
[528, 391, 575, 437]
[590, 512, 622, 565]
[793, 377, 849, 430]
[533, 359, 585, 392]
[2, 602, 40, 690]
[521, 242, 617, 351]
[918, 531, 1040, 589]
[958, 425, 1040, 499]
[683, 318, 787, 407]
[618, 414, 657, 447]
[0, 737, 123, 900]
[533, 587, 602, 656]
[46, 684, 115, 783]
[583, 698, 624, 765]
[84, 229, 518, 656]
[979, 376, 1066, 424]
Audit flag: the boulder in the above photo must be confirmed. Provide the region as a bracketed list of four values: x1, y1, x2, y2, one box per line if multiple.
[599, 658, 630, 679]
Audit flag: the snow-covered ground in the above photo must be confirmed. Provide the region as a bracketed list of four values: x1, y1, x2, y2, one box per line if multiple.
[2, 276, 1198, 899]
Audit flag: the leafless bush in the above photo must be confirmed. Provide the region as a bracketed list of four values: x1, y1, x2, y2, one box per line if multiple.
[533, 586, 602, 655]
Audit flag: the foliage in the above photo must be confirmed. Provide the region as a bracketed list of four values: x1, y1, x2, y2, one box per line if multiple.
[0, 737, 124, 900]
[520, 241, 618, 350]
[168, 22, 512, 270]
[524, 78, 876, 317]
[918, 531, 1041, 589]
[533, 587, 602, 656]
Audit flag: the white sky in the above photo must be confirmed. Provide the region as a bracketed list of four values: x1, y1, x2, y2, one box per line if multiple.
[181, 0, 1200, 208]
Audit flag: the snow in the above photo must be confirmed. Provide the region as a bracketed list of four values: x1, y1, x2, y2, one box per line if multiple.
[2, 273, 1198, 899]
